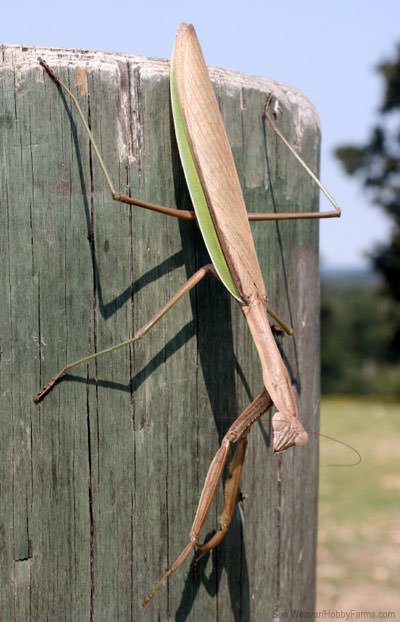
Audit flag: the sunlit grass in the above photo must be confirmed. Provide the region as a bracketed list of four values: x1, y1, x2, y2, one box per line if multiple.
[318, 397, 400, 611]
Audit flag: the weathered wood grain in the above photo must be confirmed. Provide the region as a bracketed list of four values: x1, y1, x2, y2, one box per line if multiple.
[0, 43, 320, 621]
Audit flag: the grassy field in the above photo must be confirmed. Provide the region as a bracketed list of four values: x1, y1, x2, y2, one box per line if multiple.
[318, 397, 400, 616]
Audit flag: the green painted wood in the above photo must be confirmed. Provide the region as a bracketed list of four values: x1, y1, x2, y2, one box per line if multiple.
[0, 44, 320, 621]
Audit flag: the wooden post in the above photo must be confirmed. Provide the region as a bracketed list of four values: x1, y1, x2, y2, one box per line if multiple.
[0, 45, 320, 621]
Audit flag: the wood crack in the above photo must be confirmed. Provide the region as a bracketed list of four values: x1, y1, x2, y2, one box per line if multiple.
[87, 92, 96, 622]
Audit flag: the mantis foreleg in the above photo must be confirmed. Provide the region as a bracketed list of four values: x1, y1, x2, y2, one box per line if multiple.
[142, 389, 273, 605]
[194, 436, 248, 563]
[141, 377, 308, 606]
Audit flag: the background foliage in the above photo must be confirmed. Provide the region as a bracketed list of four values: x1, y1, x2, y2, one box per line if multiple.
[322, 42, 400, 396]
[321, 271, 400, 395]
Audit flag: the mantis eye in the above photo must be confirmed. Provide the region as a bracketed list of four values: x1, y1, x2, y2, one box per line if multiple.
[294, 429, 309, 446]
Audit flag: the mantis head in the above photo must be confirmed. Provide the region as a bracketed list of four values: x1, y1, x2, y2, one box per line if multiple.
[272, 412, 309, 452]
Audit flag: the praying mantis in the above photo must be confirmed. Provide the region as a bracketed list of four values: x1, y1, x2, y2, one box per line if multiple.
[34, 23, 340, 605]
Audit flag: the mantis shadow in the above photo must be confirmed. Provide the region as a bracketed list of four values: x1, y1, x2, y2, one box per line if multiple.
[59, 320, 195, 393]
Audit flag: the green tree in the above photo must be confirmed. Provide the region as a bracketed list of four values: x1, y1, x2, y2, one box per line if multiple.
[335, 44, 400, 358]
[321, 278, 399, 395]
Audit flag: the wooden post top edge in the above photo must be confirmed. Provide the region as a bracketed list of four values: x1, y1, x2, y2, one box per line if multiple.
[1, 43, 319, 132]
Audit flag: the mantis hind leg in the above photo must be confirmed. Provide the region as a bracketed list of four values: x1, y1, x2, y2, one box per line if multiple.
[38, 58, 196, 222]
[247, 95, 341, 222]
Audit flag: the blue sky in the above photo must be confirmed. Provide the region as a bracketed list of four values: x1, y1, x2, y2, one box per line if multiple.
[3, 0, 400, 269]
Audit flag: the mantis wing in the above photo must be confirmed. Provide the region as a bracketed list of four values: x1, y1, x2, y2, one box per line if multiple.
[171, 23, 266, 303]
[171, 23, 301, 431]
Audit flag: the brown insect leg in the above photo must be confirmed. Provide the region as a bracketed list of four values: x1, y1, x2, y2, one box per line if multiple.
[142, 389, 273, 606]
[111, 192, 196, 221]
[34, 264, 216, 402]
[38, 58, 196, 222]
[247, 210, 340, 221]
[142, 437, 232, 606]
[194, 436, 248, 569]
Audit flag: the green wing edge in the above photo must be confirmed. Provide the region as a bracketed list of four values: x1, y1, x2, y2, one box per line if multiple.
[170, 66, 242, 302]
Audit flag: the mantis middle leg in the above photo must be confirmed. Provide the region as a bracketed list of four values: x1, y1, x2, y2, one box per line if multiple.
[34, 264, 217, 401]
